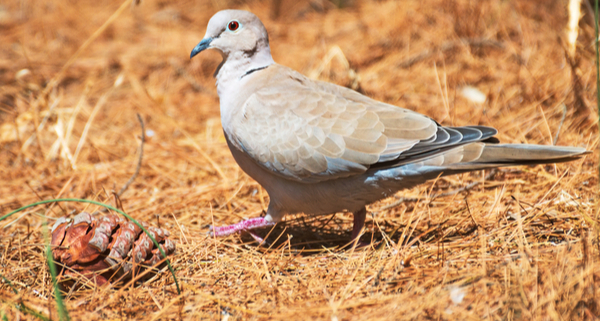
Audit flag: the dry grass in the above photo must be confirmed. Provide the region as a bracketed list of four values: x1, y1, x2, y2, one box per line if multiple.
[0, 0, 599, 319]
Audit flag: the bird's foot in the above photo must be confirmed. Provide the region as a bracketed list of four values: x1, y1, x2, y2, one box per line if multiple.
[210, 217, 275, 238]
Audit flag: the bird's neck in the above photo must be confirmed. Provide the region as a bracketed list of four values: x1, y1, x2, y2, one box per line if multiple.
[215, 49, 274, 96]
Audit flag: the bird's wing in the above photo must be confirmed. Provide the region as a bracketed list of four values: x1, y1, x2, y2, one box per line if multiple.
[227, 65, 495, 183]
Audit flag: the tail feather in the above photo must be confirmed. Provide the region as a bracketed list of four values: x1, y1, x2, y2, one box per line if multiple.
[475, 144, 587, 162]
[384, 143, 588, 181]
[446, 144, 589, 170]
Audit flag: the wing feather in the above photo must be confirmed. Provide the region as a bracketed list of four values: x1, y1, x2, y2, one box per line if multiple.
[227, 64, 499, 183]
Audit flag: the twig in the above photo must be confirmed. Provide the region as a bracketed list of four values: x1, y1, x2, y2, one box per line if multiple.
[112, 192, 124, 212]
[118, 114, 145, 197]
[93, 114, 145, 215]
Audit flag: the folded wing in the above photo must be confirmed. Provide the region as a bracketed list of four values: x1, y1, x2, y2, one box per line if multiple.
[228, 65, 499, 183]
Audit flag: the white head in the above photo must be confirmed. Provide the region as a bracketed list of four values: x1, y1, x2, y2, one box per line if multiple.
[190, 10, 274, 72]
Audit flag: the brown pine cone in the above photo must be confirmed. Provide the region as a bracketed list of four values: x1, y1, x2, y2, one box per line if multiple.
[50, 212, 176, 288]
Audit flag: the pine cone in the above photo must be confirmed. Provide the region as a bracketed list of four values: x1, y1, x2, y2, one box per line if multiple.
[50, 212, 176, 287]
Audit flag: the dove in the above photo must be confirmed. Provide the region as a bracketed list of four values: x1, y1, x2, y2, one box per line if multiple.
[190, 10, 588, 242]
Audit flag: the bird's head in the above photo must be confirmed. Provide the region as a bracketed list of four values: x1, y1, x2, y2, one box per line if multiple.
[190, 10, 271, 59]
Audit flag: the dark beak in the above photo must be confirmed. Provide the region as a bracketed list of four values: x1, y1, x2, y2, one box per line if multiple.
[190, 38, 213, 59]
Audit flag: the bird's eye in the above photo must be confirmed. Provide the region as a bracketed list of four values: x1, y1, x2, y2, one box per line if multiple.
[228, 20, 240, 31]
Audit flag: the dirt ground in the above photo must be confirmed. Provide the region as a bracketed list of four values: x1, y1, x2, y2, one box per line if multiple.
[1, 0, 599, 319]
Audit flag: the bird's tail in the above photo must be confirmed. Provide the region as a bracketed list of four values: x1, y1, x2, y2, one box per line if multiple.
[449, 144, 588, 169]
[403, 143, 589, 178]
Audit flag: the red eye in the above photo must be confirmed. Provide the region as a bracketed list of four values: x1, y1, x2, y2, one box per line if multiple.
[228, 20, 239, 31]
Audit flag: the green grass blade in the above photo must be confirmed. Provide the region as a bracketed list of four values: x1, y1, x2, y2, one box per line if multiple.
[0, 298, 52, 321]
[42, 222, 70, 321]
[16, 304, 51, 321]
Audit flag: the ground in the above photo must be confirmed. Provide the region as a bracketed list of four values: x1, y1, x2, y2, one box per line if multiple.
[0, 0, 599, 320]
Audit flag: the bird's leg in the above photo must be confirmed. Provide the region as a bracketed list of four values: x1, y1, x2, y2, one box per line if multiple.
[351, 207, 367, 241]
[210, 217, 275, 237]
